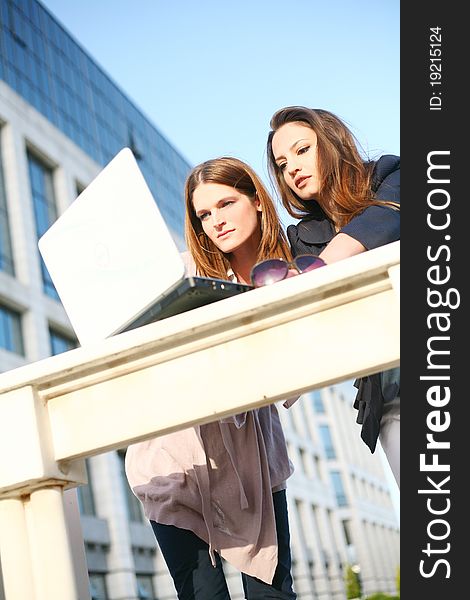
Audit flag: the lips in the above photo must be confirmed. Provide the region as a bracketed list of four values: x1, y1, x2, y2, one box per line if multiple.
[295, 175, 310, 189]
[217, 229, 235, 239]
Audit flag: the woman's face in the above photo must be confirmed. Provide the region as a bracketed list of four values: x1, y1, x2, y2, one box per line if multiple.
[271, 122, 320, 200]
[192, 182, 262, 255]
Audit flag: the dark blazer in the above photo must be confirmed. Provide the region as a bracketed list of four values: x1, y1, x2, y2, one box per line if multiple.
[286, 154, 400, 257]
[287, 155, 400, 453]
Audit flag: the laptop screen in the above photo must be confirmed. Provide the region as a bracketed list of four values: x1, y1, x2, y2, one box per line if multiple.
[38, 148, 252, 345]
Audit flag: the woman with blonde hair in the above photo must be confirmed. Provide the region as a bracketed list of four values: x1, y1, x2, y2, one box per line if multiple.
[126, 156, 299, 599]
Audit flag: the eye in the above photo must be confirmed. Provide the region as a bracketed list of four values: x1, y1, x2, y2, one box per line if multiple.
[198, 211, 210, 221]
[278, 162, 287, 172]
[221, 200, 234, 209]
[297, 145, 310, 155]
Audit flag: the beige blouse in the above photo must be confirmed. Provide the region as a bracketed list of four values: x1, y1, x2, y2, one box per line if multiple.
[125, 253, 295, 584]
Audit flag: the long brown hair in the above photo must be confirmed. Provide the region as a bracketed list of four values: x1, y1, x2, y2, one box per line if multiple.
[267, 106, 398, 226]
[185, 156, 292, 279]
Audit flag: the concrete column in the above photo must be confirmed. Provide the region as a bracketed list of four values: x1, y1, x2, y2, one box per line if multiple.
[27, 486, 88, 600]
[0, 497, 35, 600]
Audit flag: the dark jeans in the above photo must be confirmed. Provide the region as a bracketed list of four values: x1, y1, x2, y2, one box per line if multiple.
[151, 489, 296, 600]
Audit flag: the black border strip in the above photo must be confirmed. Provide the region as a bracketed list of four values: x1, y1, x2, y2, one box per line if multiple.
[401, 3, 464, 596]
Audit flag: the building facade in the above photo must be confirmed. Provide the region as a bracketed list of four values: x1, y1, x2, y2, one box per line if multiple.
[0, 1, 399, 599]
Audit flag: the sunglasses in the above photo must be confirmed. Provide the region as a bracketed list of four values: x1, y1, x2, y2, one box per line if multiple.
[250, 254, 326, 287]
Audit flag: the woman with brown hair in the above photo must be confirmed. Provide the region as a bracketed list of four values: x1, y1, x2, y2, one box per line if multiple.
[267, 106, 400, 487]
[126, 156, 298, 599]
[184, 155, 292, 282]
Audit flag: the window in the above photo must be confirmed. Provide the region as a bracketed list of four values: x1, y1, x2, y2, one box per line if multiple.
[127, 126, 143, 161]
[319, 424, 336, 459]
[118, 450, 144, 522]
[0, 134, 15, 275]
[76, 181, 86, 197]
[294, 499, 309, 551]
[89, 573, 108, 600]
[298, 447, 311, 478]
[0, 303, 24, 354]
[314, 456, 322, 481]
[310, 390, 325, 413]
[136, 574, 155, 600]
[342, 519, 353, 546]
[330, 471, 348, 507]
[49, 327, 78, 355]
[77, 459, 96, 516]
[27, 151, 59, 299]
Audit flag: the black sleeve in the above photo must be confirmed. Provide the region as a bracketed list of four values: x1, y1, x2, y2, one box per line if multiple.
[340, 205, 400, 250]
[340, 167, 400, 250]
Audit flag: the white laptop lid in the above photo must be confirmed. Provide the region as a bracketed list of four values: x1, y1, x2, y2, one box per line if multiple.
[38, 148, 186, 345]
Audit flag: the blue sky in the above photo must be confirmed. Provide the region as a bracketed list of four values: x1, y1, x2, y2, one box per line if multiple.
[39, 0, 400, 510]
[39, 0, 399, 228]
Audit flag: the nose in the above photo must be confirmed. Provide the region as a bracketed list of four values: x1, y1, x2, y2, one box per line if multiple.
[287, 158, 300, 178]
[211, 210, 226, 229]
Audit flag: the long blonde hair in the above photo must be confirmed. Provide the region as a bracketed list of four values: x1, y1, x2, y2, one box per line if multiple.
[185, 156, 292, 279]
[267, 106, 399, 227]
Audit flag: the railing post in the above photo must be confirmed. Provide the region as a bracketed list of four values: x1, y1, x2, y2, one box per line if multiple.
[28, 486, 88, 600]
[0, 497, 35, 599]
[0, 385, 89, 600]
[0, 488, 91, 600]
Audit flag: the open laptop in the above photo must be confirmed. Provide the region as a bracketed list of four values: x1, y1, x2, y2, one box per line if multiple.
[38, 147, 253, 346]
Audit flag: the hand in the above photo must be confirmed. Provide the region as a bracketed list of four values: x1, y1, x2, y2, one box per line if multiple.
[285, 268, 299, 279]
[319, 233, 366, 264]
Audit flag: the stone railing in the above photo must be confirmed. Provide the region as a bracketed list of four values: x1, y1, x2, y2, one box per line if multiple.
[0, 241, 399, 600]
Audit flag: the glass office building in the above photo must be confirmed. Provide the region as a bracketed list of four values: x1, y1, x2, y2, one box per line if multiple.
[0, 0, 191, 238]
